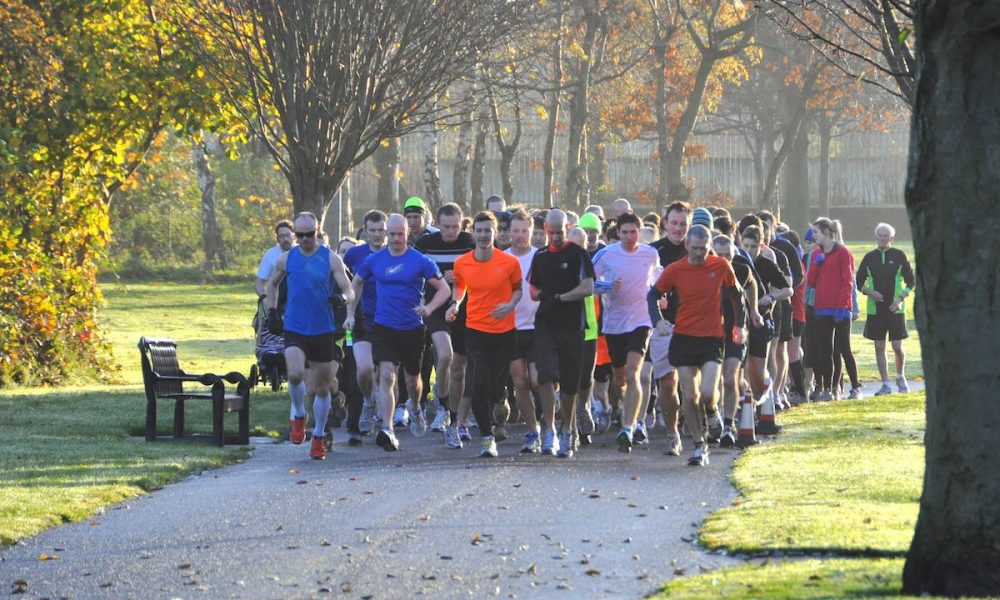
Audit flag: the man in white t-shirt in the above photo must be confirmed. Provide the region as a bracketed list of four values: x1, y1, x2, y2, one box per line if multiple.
[255, 219, 295, 296]
[592, 211, 660, 453]
[504, 209, 542, 453]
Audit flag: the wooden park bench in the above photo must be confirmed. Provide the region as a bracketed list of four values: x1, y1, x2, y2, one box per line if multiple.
[139, 337, 251, 446]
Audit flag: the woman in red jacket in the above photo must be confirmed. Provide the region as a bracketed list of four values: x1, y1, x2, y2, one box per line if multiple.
[806, 218, 855, 401]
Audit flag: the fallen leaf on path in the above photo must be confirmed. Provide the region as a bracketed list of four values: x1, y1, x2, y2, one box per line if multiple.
[584, 568, 601, 576]
[37, 554, 59, 561]
[527, 564, 538, 575]
[674, 568, 686, 576]
[178, 564, 192, 570]
[320, 540, 331, 547]
[296, 480, 308, 485]
[289, 469, 299, 474]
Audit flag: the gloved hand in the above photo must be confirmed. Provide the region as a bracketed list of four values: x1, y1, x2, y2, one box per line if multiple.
[330, 294, 348, 328]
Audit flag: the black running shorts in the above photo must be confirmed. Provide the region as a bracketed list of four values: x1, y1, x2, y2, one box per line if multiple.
[748, 320, 774, 359]
[668, 334, 723, 368]
[534, 321, 585, 395]
[284, 330, 342, 364]
[863, 309, 908, 341]
[371, 324, 426, 376]
[605, 327, 652, 369]
[512, 329, 536, 362]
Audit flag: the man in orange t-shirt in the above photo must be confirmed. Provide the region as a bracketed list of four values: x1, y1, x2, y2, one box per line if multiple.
[654, 225, 745, 467]
[447, 211, 522, 458]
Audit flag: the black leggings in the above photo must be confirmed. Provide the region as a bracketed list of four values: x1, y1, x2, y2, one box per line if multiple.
[833, 320, 860, 391]
[466, 329, 515, 438]
[812, 315, 857, 391]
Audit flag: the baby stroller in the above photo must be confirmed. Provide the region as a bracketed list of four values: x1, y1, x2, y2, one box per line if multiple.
[250, 278, 288, 391]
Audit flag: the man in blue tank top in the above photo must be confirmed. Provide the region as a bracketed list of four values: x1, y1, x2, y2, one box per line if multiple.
[265, 212, 354, 461]
[346, 214, 451, 452]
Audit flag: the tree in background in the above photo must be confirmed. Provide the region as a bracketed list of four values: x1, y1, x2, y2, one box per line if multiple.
[183, 0, 533, 227]
[901, 1, 1000, 594]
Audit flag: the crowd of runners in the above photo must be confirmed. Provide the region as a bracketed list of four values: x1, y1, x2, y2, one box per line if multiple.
[256, 195, 915, 466]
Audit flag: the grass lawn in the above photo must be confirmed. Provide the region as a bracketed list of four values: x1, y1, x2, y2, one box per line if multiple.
[0, 282, 289, 545]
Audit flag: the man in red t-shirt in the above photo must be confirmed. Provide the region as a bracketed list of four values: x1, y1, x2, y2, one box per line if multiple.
[654, 225, 746, 467]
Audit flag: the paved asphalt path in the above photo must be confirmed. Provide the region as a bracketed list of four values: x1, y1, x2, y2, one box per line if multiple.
[2, 423, 743, 599]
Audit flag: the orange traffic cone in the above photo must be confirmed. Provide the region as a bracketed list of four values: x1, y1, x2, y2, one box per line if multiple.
[757, 389, 782, 435]
[735, 391, 758, 449]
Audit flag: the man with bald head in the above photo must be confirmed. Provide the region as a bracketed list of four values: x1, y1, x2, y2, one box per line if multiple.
[610, 198, 632, 219]
[346, 214, 451, 452]
[265, 212, 355, 461]
[528, 209, 595, 457]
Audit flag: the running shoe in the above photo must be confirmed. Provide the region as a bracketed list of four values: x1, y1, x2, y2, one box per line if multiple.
[480, 435, 498, 458]
[634, 421, 649, 445]
[467, 413, 478, 429]
[556, 431, 574, 458]
[289, 417, 306, 445]
[409, 405, 428, 437]
[896, 376, 909, 393]
[458, 424, 472, 442]
[719, 427, 735, 449]
[616, 428, 633, 453]
[494, 399, 511, 426]
[707, 411, 723, 443]
[664, 432, 682, 456]
[430, 408, 450, 432]
[611, 407, 623, 429]
[579, 433, 592, 446]
[594, 410, 611, 434]
[577, 402, 595, 436]
[688, 445, 710, 466]
[376, 428, 399, 452]
[656, 408, 666, 429]
[848, 387, 863, 400]
[874, 383, 893, 396]
[644, 410, 656, 430]
[571, 430, 580, 452]
[347, 431, 364, 446]
[521, 430, 541, 454]
[541, 429, 559, 456]
[816, 390, 834, 402]
[444, 425, 463, 449]
[494, 423, 508, 443]
[309, 436, 326, 460]
[392, 406, 410, 429]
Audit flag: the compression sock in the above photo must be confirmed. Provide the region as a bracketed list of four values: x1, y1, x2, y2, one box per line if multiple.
[312, 392, 332, 437]
[289, 381, 307, 419]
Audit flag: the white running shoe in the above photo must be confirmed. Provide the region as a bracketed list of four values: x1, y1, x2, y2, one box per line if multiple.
[430, 409, 450, 432]
[392, 405, 410, 428]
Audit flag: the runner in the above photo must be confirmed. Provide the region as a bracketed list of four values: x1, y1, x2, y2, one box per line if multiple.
[856, 222, 915, 394]
[739, 225, 793, 401]
[255, 219, 294, 297]
[648, 201, 691, 455]
[528, 209, 596, 456]
[342, 210, 388, 443]
[654, 224, 746, 466]
[505, 210, 543, 453]
[573, 214, 606, 444]
[404, 197, 438, 246]
[414, 203, 476, 444]
[447, 212, 521, 457]
[592, 212, 660, 453]
[345, 214, 451, 451]
[264, 212, 354, 460]
[806, 218, 855, 401]
[758, 211, 802, 408]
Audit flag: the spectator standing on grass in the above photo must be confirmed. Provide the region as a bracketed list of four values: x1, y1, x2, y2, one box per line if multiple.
[806, 218, 856, 402]
[264, 212, 354, 461]
[856, 223, 915, 395]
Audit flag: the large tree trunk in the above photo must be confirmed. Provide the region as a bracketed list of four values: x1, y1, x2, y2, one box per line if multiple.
[781, 121, 810, 232]
[665, 57, 714, 201]
[587, 120, 608, 203]
[543, 1, 564, 207]
[374, 137, 400, 214]
[193, 140, 227, 270]
[323, 176, 352, 242]
[901, 3, 1000, 596]
[422, 124, 443, 211]
[817, 117, 832, 216]
[654, 27, 670, 204]
[565, 2, 606, 211]
[470, 106, 490, 214]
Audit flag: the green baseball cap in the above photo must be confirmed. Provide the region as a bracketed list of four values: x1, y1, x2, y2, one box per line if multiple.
[578, 212, 602, 231]
[403, 196, 426, 214]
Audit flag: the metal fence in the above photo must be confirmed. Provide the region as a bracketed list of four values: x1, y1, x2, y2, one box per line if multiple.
[343, 124, 909, 212]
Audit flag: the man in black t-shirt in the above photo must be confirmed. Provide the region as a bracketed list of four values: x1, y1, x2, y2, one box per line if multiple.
[528, 209, 595, 457]
[740, 225, 792, 401]
[648, 201, 690, 455]
[758, 212, 801, 409]
[414, 203, 476, 441]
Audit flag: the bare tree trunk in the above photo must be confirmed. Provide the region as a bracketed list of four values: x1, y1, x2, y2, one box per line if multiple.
[485, 73, 522, 204]
[901, 3, 1000, 595]
[193, 140, 227, 270]
[759, 68, 820, 210]
[453, 84, 475, 212]
[781, 120, 811, 231]
[817, 117, 832, 215]
[565, 2, 606, 211]
[470, 106, 490, 213]
[323, 176, 353, 242]
[665, 57, 714, 201]
[422, 122, 443, 211]
[375, 137, 400, 214]
[543, 1, 564, 207]
[587, 120, 608, 203]
[654, 23, 670, 204]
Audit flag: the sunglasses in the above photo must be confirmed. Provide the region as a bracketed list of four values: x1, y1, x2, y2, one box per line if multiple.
[295, 230, 316, 239]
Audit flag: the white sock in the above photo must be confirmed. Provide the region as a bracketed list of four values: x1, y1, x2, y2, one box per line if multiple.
[289, 381, 307, 419]
[312, 393, 332, 437]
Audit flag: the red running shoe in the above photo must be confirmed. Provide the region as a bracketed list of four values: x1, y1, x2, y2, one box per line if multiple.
[309, 436, 326, 460]
[289, 417, 306, 444]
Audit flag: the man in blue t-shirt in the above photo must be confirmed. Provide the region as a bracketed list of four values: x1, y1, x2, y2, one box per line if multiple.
[346, 214, 451, 452]
[265, 212, 354, 461]
[342, 210, 388, 442]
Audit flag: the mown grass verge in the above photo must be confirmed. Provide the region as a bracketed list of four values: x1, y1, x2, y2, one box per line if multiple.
[653, 392, 925, 598]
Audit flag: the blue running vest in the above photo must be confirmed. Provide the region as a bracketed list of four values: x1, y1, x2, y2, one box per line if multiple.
[283, 246, 336, 335]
